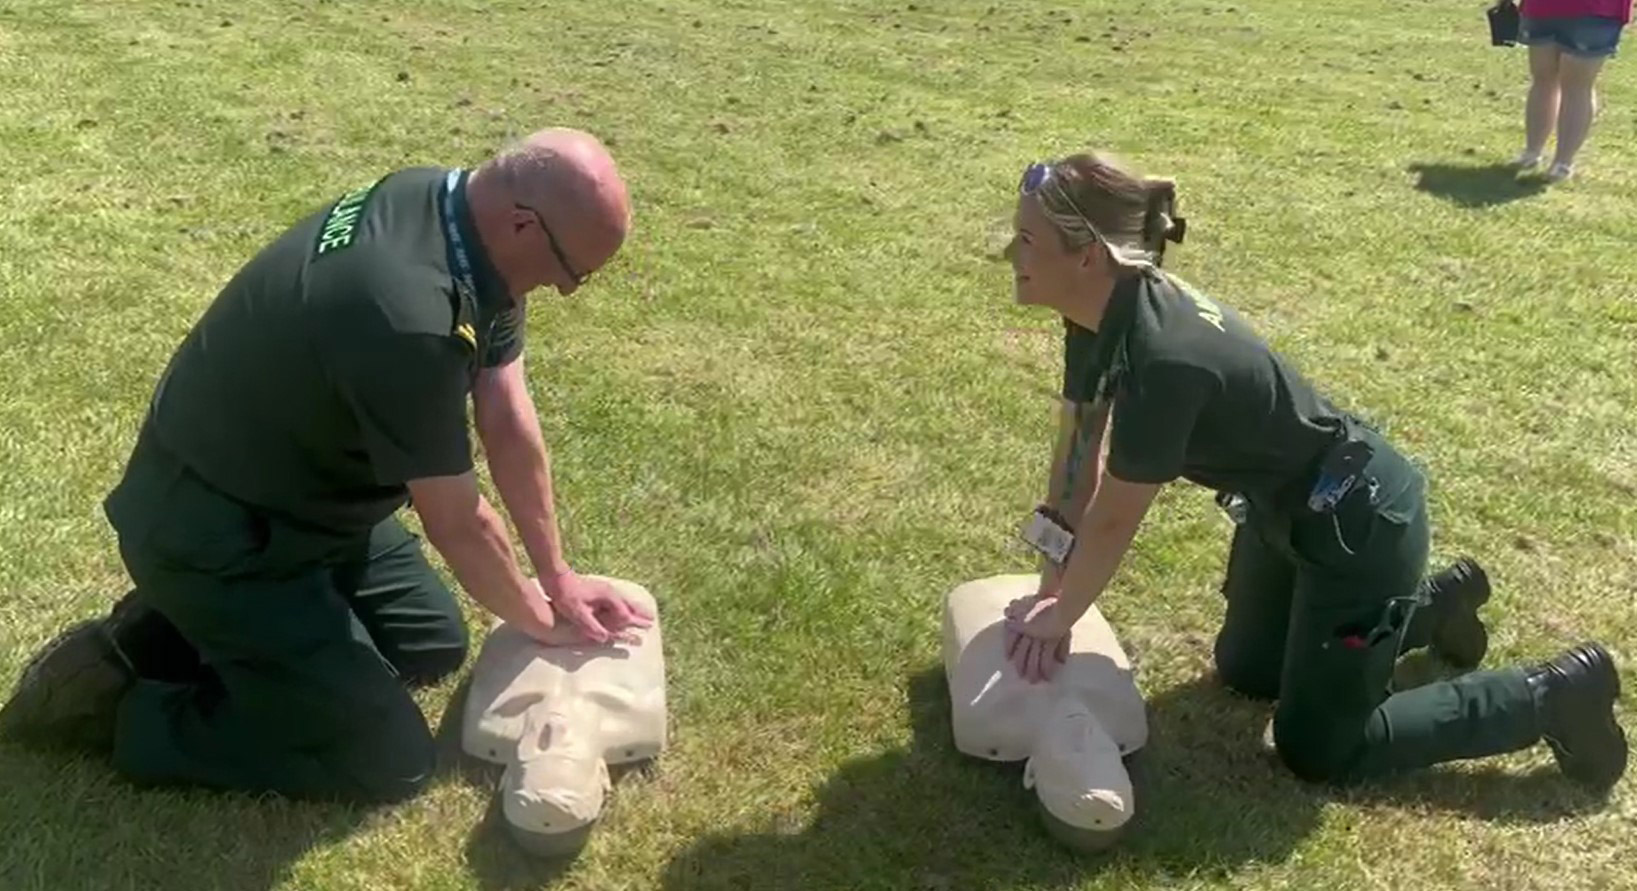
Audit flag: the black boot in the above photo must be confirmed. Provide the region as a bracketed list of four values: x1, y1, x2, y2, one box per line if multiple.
[1527, 642, 1628, 794]
[1402, 557, 1490, 669]
[0, 617, 135, 753]
[107, 590, 203, 683]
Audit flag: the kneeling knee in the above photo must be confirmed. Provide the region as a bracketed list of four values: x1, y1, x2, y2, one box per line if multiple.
[389, 613, 470, 687]
[1271, 719, 1363, 786]
[338, 715, 437, 803]
[398, 637, 468, 687]
[1214, 638, 1281, 701]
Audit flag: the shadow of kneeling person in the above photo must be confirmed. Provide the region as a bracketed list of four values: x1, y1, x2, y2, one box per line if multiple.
[0, 742, 371, 891]
[658, 669, 1327, 891]
[1407, 160, 1548, 208]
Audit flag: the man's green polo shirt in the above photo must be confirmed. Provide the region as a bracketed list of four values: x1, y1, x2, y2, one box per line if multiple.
[144, 167, 521, 533]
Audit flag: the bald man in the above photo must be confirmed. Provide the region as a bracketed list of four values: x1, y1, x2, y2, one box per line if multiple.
[0, 128, 651, 804]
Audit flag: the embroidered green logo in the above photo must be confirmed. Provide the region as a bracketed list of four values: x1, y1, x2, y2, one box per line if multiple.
[314, 179, 381, 257]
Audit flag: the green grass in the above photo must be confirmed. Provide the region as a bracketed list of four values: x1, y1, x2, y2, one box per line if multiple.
[1, 0, 1634, 889]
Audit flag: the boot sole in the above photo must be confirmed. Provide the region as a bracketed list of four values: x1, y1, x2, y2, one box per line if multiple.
[1430, 563, 1490, 670]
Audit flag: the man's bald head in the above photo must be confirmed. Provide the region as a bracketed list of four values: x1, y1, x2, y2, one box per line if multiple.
[467, 127, 631, 298]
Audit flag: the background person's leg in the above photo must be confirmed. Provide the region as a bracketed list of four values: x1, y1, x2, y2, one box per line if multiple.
[1213, 520, 1297, 701]
[331, 517, 469, 686]
[1550, 52, 1610, 177]
[1522, 42, 1562, 166]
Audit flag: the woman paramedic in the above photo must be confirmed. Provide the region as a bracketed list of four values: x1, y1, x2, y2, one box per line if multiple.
[998, 151, 1625, 793]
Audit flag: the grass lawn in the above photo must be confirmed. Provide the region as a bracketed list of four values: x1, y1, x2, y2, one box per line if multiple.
[1, 0, 1634, 889]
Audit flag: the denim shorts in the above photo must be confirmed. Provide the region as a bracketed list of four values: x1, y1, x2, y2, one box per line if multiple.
[1520, 15, 1624, 58]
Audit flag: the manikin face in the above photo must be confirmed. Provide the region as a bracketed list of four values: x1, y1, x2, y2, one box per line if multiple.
[1026, 698, 1133, 842]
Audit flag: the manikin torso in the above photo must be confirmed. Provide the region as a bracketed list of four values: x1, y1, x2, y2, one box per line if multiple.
[462, 577, 666, 856]
[942, 574, 1147, 842]
[457, 573, 1145, 854]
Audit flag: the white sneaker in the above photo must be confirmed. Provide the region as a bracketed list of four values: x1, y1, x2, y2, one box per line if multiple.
[1546, 161, 1574, 182]
[1512, 151, 1543, 170]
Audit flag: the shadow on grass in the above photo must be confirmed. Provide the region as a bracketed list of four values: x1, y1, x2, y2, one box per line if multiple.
[1343, 762, 1608, 821]
[459, 793, 579, 891]
[658, 669, 1321, 890]
[0, 743, 367, 891]
[659, 663, 1613, 891]
[1407, 160, 1548, 208]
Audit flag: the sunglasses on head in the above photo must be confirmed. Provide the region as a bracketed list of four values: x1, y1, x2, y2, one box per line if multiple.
[1019, 161, 1107, 246]
[515, 203, 588, 287]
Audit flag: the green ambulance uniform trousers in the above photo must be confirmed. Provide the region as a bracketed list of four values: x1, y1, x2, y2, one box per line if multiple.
[1210, 426, 1542, 783]
[103, 430, 468, 803]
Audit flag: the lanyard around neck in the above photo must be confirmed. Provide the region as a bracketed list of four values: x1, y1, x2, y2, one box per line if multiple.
[441, 169, 478, 307]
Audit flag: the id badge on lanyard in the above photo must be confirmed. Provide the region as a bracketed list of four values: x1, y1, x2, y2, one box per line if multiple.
[1022, 305, 1131, 566]
[1020, 505, 1076, 565]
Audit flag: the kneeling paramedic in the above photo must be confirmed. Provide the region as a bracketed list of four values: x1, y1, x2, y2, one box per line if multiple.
[999, 151, 1626, 793]
[0, 127, 654, 804]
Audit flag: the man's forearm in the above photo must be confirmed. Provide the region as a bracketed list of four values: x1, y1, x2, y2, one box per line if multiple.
[474, 360, 573, 590]
[427, 496, 557, 637]
[484, 423, 572, 585]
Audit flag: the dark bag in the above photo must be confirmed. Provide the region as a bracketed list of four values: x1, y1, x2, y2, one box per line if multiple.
[1488, 0, 1521, 46]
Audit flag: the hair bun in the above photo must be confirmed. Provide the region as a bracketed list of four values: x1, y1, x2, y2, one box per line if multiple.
[1141, 178, 1184, 245]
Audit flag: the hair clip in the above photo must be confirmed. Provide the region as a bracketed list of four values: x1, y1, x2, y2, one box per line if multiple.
[1165, 217, 1187, 244]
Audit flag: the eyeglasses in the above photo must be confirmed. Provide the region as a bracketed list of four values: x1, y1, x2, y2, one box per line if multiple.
[1018, 161, 1107, 246]
[515, 203, 589, 287]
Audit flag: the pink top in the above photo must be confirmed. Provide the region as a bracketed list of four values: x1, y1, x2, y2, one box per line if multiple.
[1521, 0, 1632, 24]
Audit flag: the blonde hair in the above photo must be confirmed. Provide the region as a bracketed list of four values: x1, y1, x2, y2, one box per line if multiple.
[1035, 152, 1183, 271]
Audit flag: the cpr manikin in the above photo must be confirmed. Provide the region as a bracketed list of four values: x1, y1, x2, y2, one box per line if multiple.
[462, 577, 666, 857]
[943, 574, 1148, 851]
